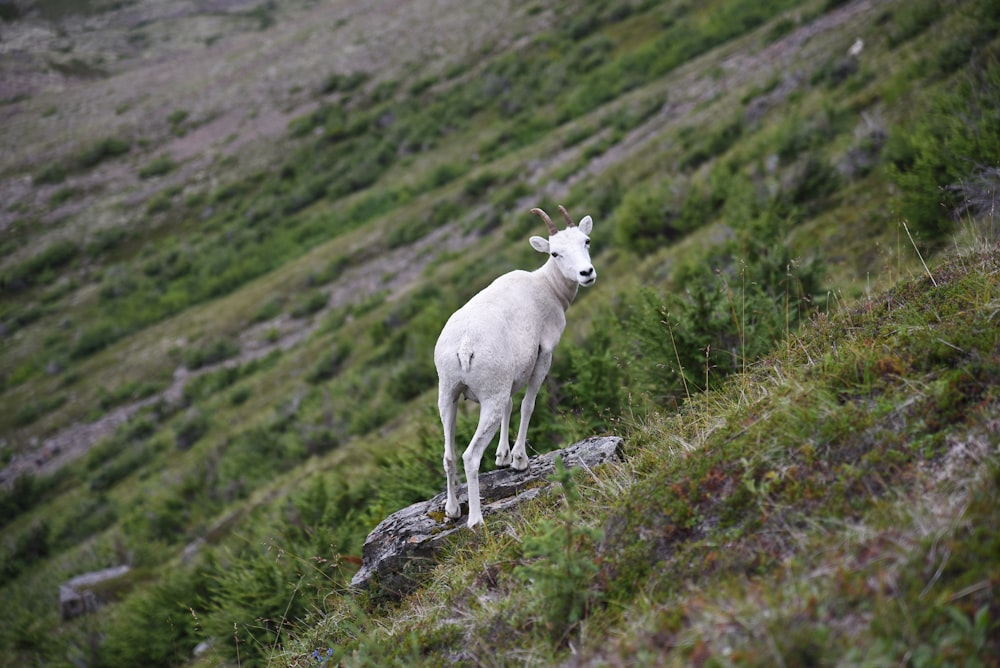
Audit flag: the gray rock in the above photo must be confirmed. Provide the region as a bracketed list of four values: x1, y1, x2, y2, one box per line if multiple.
[59, 564, 131, 620]
[350, 435, 623, 598]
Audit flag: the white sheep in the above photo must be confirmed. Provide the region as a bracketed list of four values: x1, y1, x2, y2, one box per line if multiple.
[434, 205, 596, 528]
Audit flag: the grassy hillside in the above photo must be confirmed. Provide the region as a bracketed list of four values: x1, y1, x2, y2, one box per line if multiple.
[285, 239, 1000, 668]
[0, 0, 997, 665]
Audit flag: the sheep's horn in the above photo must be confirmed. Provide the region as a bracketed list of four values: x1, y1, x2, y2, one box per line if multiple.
[558, 204, 575, 227]
[531, 207, 559, 236]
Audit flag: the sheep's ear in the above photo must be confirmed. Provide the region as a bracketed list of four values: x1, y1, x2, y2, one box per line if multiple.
[578, 215, 593, 235]
[529, 236, 550, 253]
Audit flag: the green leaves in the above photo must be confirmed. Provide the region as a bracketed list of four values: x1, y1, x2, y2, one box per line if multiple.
[516, 457, 604, 641]
[889, 51, 1000, 240]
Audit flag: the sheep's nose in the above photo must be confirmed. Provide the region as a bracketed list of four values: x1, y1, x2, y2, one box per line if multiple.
[580, 267, 594, 278]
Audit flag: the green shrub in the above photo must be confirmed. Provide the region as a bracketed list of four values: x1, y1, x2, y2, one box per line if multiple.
[146, 186, 180, 213]
[13, 393, 67, 427]
[320, 70, 369, 95]
[253, 296, 283, 322]
[48, 185, 81, 206]
[34, 162, 67, 185]
[71, 320, 120, 358]
[215, 425, 307, 499]
[184, 339, 240, 370]
[386, 199, 460, 248]
[99, 568, 208, 668]
[613, 180, 699, 253]
[886, 0, 940, 48]
[463, 171, 500, 198]
[515, 458, 603, 643]
[424, 162, 464, 190]
[182, 365, 241, 403]
[86, 226, 128, 256]
[563, 313, 628, 432]
[98, 380, 163, 411]
[167, 109, 190, 132]
[203, 528, 338, 666]
[783, 153, 841, 211]
[175, 410, 211, 450]
[347, 396, 398, 436]
[387, 356, 437, 402]
[0, 475, 50, 530]
[2, 239, 79, 292]
[888, 54, 1000, 240]
[290, 290, 328, 318]
[678, 117, 743, 171]
[76, 136, 131, 169]
[52, 492, 118, 545]
[34, 136, 130, 183]
[0, 521, 50, 587]
[229, 386, 253, 405]
[307, 345, 350, 383]
[90, 444, 151, 491]
[139, 155, 177, 179]
[626, 208, 826, 402]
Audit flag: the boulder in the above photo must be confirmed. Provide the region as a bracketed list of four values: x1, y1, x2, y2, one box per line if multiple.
[350, 435, 623, 598]
[59, 564, 131, 620]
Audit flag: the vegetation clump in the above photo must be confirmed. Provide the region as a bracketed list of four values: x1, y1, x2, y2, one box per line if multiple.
[0, 0, 998, 665]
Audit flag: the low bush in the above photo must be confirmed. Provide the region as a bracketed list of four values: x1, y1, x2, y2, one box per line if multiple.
[290, 290, 328, 318]
[139, 155, 177, 179]
[2, 239, 79, 293]
[625, 208, 825, 403]
[515, 458, 603, 642]
[0, 521, 50, 587]
[612, 179, 705, 253]
[71, 320, 120, 359]
[99, 568, 209, 668]
[86, 226, 128, 257]
[888, 51, 1000, 240]
[175, 410, 211, 450]
[184, 340, 240, 370]
[307, 345, 350, 383]
[320, 70, 369, 95]
[76, 136, 131, 170]
[0, 475, 51, 530]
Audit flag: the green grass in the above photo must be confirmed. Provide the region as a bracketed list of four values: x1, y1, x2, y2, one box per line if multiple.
[0, 0, 998, 665]
[283, 244, 1000, 667]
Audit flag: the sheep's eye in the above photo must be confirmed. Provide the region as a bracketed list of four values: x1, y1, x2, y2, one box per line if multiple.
[585, 239, 591, 246]
[551, 252, 559, 258]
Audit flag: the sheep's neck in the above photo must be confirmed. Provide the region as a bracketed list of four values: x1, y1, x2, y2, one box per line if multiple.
[538, 260, 578, 312]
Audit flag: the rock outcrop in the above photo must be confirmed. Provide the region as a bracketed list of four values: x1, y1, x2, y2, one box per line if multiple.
[59, 564, 131, 620]
[350, 435, 623, 597]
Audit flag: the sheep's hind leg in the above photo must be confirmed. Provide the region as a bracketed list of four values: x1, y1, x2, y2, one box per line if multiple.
[511, 352, 550, 471]
[439, 391, 462, 520]
[494, 397, 514, 467]
[463, 399, 504, 528]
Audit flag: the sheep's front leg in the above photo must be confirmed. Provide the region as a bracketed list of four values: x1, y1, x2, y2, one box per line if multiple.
[439, 392, 462, 520]
[494, 397, 514, 467]
[511, 351, 551, 471]
[463, 399, 504, 528]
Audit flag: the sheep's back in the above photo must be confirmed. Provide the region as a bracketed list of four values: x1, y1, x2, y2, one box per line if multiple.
[434, 270, 565, 392]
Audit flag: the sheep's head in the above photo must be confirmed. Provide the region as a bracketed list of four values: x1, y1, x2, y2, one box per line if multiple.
[529, 205, 596, 287]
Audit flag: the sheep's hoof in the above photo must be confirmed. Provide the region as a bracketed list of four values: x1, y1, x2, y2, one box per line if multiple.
[466, 513, 484, 529]
[511, 454, 529, 471]
[445, 499, 462, 520]
[495, 452, 512, 467]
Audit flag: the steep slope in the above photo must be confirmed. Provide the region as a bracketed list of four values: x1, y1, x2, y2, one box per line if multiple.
[0, 0, 997, 665]
[286, 239, 1000, 668]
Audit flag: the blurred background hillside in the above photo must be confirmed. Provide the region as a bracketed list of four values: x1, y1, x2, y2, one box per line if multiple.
[1, 0, 997, 665]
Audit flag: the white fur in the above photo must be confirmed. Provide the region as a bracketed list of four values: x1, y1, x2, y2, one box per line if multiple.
[434, 210, 596, 528]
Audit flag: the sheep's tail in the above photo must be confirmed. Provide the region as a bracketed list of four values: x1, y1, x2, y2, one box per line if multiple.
[457, 334, 474, 373]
